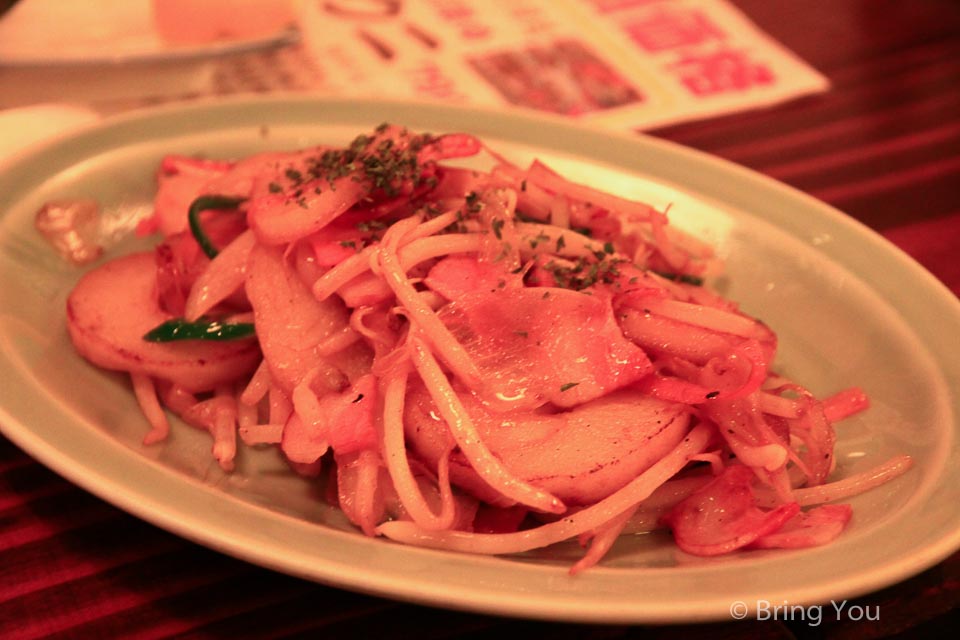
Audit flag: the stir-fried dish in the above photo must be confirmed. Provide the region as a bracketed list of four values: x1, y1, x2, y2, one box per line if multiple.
[63, 125, 912, 572]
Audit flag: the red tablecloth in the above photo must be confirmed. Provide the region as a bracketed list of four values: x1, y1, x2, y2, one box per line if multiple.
[2, 1, 958, 637]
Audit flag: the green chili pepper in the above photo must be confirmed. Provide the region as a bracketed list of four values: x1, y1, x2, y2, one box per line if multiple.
[188, 195, 247, 259]
[143, 318, 256, 342]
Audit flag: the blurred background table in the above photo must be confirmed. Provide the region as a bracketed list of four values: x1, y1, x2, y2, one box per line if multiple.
[1, 0, 958, 637]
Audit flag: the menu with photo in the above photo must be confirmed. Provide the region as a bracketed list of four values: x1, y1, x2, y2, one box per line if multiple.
[279, 0, 828, 130]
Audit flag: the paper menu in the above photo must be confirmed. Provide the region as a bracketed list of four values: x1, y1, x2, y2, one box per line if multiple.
[293, 0, 828, 131]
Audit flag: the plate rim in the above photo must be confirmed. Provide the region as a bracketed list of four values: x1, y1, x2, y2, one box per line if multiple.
[1, 95, 958, 624]
[0, 27, 298, 67]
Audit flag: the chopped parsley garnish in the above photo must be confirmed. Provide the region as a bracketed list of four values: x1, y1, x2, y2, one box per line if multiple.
[356, 219, 387, 232]
[465, 191, 482, 213]
[651, 270, 704, 286]
[544, 256, 624, 291]
[280, 126, 439, 198]
[560, 382, 580, 392]
[528, 232, 550, 249]
[491, 218, 505, 240]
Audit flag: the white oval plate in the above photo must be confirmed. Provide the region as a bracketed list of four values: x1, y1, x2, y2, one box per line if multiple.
[1, 97, 958, 624]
